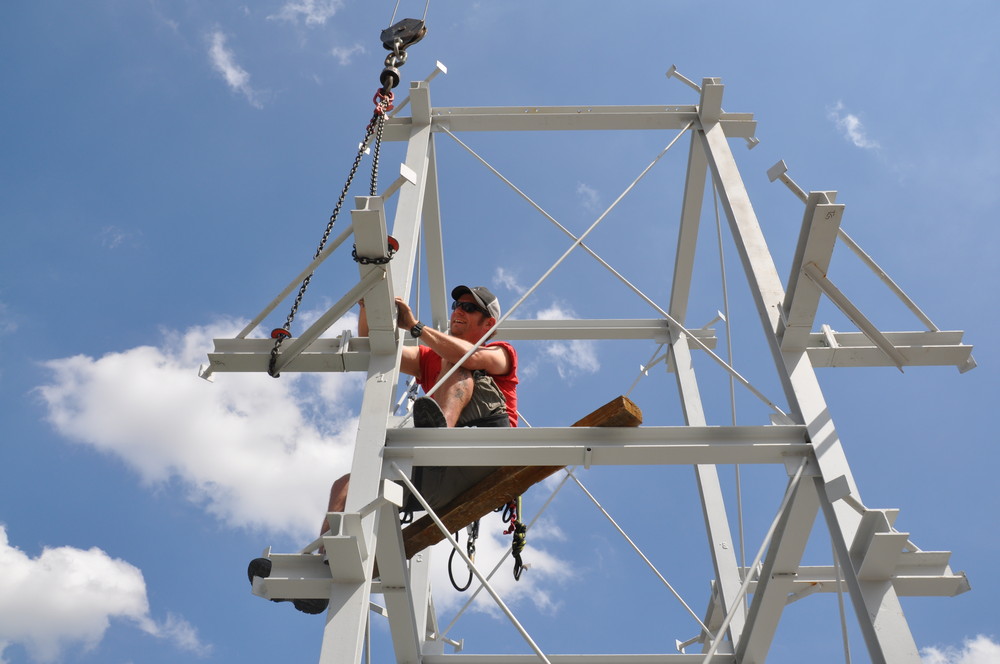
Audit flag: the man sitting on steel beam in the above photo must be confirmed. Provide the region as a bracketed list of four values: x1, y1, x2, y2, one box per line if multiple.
[249, 285, 519, 614]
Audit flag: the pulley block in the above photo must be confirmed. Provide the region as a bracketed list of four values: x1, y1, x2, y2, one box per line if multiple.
[380, 18, 426, 52]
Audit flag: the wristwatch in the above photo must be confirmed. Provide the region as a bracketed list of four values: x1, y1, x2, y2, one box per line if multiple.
[410, 322, 425, 338]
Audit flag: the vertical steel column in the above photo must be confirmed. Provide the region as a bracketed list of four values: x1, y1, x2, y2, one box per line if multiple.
[667, 132, 746, 650]
[420, 133, 449, 330]
[389, 80, 435, 303]
[669, 328, 746, 651]
[317, 80, 435, 664]
[319, 351, 404, 664]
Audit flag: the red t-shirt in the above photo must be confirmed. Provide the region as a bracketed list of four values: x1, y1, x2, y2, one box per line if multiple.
[416, 342, 519, 427]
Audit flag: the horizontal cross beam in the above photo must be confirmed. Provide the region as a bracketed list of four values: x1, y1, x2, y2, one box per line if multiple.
[384, 425, 811, 467]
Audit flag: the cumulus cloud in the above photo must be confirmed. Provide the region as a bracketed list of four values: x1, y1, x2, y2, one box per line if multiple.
[331, 43, 366, 66]
[36, 317, 362, 539]
[576, 183, 601, 212]
[270, 0, 344, 26]
[828, 101, 879, 150]
[208, 31, 262, 109]
[31, 313, 574, 641]
[922, 635, 1000, 664]
[0, 526, 208, 663]
[535, 304, 600, 380]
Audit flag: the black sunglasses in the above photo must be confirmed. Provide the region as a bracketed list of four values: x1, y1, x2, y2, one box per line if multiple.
[452, 300, 489, 316]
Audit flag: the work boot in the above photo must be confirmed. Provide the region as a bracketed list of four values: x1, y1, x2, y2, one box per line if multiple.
[247, 557, 329, 615]
[413, 396, 448, 428]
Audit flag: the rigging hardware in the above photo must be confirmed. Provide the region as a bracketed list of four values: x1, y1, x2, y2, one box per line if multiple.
[449, 520, 480, 592]
[502, 497, 527, 580]
[267, 19, 425, 377]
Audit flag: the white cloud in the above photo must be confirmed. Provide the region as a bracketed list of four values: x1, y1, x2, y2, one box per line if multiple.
[270, 0, 344, 26]
[100, 225, 141, 250]
[0, 526, 208, 663]
[576, 182, 601, 212]
[922, 635, 1000, 664]
[828, 101, 879, 150]
[36, 318, 362, 539]
[139, 613, 210, 657]
[331, 43, 366, 66]
[493, 267, 527, 296]
[535, 305, 600, 380]
[207, 31, 262, 109]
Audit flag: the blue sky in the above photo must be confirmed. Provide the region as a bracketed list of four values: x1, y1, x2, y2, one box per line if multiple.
[2, 2, 999, 663]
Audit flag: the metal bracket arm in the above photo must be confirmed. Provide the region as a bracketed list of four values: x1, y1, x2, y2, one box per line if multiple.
[802, 263, 908, 370]
[780, 194, 845, 350]
[268, 269, 387, 376]
[351, 195, 399, 354]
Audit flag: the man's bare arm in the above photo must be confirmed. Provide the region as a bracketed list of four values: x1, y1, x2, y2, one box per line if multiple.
[395, 298, 511, 375]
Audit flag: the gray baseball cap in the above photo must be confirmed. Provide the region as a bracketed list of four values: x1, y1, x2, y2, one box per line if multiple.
[452, 285, 501, 320]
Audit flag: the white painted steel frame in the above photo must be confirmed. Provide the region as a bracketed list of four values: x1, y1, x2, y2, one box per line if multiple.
[216, 72, 972, 664]
[697, 86, 929, 662]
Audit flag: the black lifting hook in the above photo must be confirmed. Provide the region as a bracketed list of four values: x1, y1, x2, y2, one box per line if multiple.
[378, 18, 427, 92]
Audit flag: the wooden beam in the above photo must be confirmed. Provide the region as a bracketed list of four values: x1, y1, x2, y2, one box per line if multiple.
[400, 396, 642, 558]
[571, 395, 643, 427]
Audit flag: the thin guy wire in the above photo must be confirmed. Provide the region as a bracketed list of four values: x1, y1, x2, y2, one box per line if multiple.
[833, 541, 853, 663]
[397, 123, 693, 427]
[438, 124, 789, 420]
[390, 463, 552, 664]
[566, 468, 712, 638]
[713, 178, 747, 612]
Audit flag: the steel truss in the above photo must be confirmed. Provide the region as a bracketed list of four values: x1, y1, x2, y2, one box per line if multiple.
[204, 68, 973, 663]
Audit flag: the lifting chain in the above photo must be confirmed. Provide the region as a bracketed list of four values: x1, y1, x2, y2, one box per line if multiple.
[268, 18, 425, 377]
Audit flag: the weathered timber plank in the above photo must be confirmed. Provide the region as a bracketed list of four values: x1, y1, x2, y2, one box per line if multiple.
[572, 395, 643, 427]
[399, 396, 641, 558]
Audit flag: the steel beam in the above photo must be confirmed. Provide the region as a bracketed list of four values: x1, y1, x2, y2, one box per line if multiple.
[420, 657, 736, 664]
[380, 104, 756, 142]
[384, 425, 810, 467]
[669, 329, 746, 649]
[736, 478, 821, 663]
[780, 193, 845, 350]
[668, 129, 710, 322]
[805, 329, 972, 368]
[421, 133, 450, 330]
[700, 101, 924, 662]
[317, 76, 437, 664]
[802, 263, 908, 369]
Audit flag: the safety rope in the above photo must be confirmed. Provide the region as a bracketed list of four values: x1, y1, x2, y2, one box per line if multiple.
[267, 18, 425, 377]
[448, 520, 479, 592]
